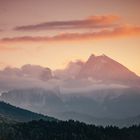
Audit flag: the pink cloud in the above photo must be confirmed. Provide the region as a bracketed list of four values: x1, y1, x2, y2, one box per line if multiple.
[1, 25, 140, 44]
[14, 15, 120, 31]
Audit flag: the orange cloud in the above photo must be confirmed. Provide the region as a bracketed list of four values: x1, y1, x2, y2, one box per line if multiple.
[1, 25, 140, 44]
[14, 15, 119, 31]
[110, 25, 140, 36]
[87, 15, 120, 24]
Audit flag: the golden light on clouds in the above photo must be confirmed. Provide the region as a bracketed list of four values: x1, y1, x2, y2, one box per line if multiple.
[0, 0, 140, 75]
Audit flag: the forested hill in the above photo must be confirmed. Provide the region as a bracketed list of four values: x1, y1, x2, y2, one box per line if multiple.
[0, 120, 140, 140]
[0, 101, 55, 122]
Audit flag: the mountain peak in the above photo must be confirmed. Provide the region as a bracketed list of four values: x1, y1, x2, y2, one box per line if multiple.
[88, 54, 96, 60]
[87, 54, 112, 65]
[88, 54, 110, 61]
[77, 54, 140, 84]
[89, 54, 96, 57]
[101, 54, 108, 57]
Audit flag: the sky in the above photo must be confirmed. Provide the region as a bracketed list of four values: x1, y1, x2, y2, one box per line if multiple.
[0, 0, 140, 75]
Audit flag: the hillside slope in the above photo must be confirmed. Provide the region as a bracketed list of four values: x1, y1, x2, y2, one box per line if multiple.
[0, 101, 56, 122]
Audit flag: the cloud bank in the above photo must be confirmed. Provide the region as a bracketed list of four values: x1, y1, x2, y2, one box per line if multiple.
[1, 25, 140, 43]
[14, 15, 119, 31]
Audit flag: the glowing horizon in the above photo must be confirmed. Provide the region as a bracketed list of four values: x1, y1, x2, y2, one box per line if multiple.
[0, 0, 140, 75]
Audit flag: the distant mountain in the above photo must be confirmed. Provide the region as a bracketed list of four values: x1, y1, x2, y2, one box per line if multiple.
[0, 54, 139, 91]
[1, 87, 140, 120]
[54, 60, 84, 79]
[0, 100, 140, 127]
[0, 54, 140, 126]
[0, 101, 56, 122]
[77, 54, 140, 85]
[55, 111, 140, 127]
[0, 88, 64, 115]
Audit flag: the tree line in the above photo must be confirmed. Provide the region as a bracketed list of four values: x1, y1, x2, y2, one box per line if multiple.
[0, 119, 140, 140]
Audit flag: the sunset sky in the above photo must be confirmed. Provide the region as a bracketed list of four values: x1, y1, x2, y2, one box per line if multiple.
[0, 0, 140, 75]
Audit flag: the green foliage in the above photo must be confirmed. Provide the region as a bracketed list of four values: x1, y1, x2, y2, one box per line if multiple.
[0, 120, 140, 140]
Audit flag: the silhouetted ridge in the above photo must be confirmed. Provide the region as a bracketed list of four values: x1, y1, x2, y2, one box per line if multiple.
[0, 101, 56, 122]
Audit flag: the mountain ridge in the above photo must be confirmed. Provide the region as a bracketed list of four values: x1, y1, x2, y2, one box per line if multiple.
[77, 54, 139, 81]
[0, 54, 139, 85]
[0, 101, 56, 122]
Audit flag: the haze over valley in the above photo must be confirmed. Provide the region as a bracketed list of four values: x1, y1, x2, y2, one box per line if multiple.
[0, 54, 140, 126]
